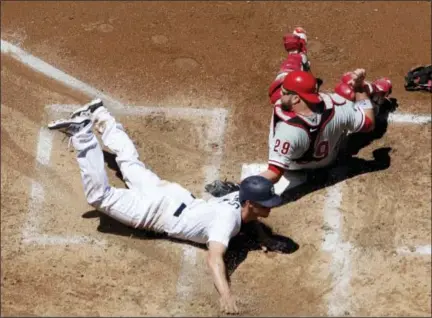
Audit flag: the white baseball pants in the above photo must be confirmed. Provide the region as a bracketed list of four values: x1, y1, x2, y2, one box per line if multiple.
[71, 116, 194, 232]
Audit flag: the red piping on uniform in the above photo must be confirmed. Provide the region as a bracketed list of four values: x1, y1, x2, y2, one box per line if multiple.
[359, 114, 373, 132]
[268, 159, 290, 169]
[329, 94, 346, 106]
[268, 164, 284, 175]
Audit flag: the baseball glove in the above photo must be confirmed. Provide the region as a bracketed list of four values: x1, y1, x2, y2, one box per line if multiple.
[205, 179, 240, 197]
[404, 65, 432, 92]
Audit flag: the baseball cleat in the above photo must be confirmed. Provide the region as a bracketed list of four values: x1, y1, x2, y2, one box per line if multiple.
[372, 77, 392, 96]
[47, 116, 92, 136]
[293, 27, 307, 43]
[70, 98, 104, 119]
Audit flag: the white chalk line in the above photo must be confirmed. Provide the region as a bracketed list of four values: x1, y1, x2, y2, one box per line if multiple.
[388, 113, 431, 124]
[23, 179, 44, 240]
[23, 234, 106, 246]
[46, 103, 228, 119]
[396, 245, 431, 255]
[35, 127, 53, 166]
[321, 183, 344, 253]
[24, 126, 107, 246]
[1, 39, 123, 109]
[321, 165, 353, 317]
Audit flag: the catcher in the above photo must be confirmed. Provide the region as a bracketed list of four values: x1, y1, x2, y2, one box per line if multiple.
[206, 68, 389, 197]
[206, 68, 385, 246]
[48, 99, 284, 315]
[207, 26, 393, 197]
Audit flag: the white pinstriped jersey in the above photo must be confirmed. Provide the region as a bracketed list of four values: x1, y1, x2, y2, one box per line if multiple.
[268, 93, 367, 170]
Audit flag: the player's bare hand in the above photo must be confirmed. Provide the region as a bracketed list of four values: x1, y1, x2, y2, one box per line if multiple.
[219, 294, 239, 315]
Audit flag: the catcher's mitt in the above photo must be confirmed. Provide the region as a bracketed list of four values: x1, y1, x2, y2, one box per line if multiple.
[404, 65, 432, 92]
[205, 179, 240, 197]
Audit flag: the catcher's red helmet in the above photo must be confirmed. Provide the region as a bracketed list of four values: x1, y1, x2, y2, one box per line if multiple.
[282, 70, 322, 104]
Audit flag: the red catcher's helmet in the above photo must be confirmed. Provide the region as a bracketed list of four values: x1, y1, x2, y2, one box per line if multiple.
[282, 70, 322, 104]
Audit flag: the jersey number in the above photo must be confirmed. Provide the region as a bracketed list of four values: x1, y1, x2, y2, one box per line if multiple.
[314, 140, 329, 159]
[274, 139, 290, 154]
[222, 195, 240, 209]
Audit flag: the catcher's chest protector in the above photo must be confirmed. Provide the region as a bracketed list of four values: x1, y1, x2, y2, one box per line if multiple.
[274, 99, 336, 163]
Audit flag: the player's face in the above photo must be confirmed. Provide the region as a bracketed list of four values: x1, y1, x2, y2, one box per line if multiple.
[281, 93, 300, 109]
[241, 202, 271, 223]
[250, 202, 271, 218]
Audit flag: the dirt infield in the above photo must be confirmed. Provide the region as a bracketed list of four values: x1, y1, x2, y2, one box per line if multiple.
[1, 1, 431, 316]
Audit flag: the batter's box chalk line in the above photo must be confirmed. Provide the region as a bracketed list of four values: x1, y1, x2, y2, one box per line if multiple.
[23, 127, 107, 247]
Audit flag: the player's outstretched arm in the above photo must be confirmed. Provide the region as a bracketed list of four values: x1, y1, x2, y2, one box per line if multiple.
[353, 69, 376, 131]
[259, 166, 283, 184]
[207, 241, 239, 315]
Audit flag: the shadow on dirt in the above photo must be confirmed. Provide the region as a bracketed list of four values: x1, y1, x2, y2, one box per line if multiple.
[280, 97, 397, 205]
[225, 222, 299, 277]
[344, 97, 398, 156]
[103, 150, 124, 180]
[82, 210, 299, 277]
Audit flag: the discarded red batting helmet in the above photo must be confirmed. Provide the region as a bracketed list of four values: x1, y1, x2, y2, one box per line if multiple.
[282, 70, 322, 104]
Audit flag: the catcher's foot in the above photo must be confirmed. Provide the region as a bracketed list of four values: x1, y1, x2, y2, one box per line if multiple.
[70, 98, 105, 119]
[372, 78, 392, 96]
[292, 27, 307, 43]
[47, 116, 92, 136]
[370, 78, 393, 109]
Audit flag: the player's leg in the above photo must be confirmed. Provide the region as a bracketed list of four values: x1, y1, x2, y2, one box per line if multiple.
[73, 129, 162, 229]
[98, 108, 163, 192]
[48, 116, 156, 229]
[71, 100, 162, 192]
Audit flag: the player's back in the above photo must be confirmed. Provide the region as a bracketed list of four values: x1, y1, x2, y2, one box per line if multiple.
[269, 93, 361, 170]
[166, 192, 242, 246]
